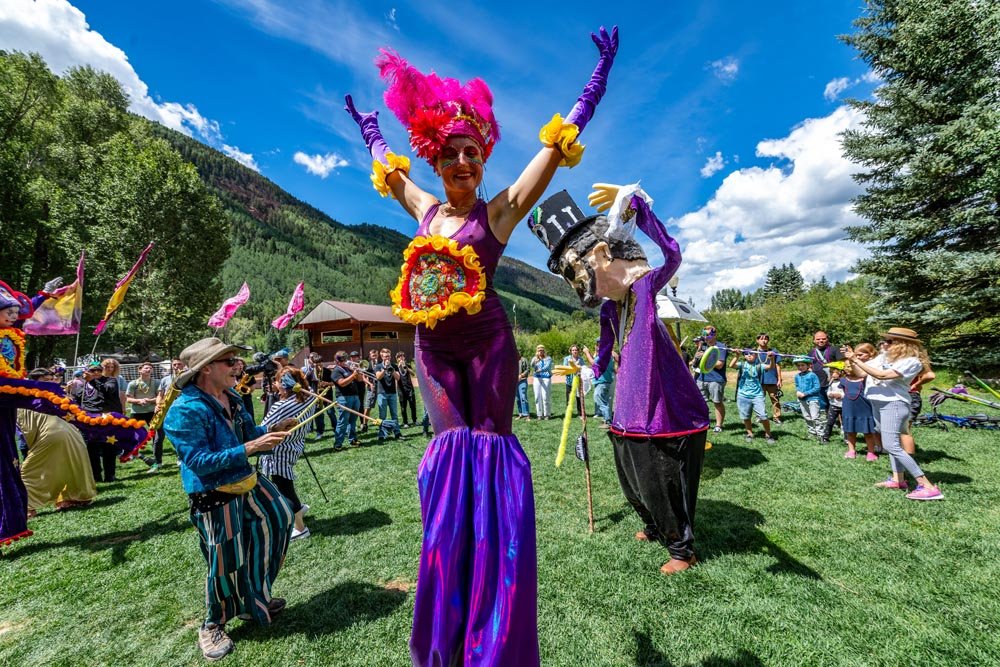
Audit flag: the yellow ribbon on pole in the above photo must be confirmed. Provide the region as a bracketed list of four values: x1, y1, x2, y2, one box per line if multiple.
[556, 374, 581, 467]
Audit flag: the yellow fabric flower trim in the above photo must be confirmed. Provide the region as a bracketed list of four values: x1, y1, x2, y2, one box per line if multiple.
[539, 113, 584, 168]
[370, 152, 412, 198]
[390, 235, 487, 330]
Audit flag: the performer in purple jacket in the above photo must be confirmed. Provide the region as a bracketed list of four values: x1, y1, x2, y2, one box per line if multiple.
[530, 184, 710, 575]
[345, 27, 619, 667]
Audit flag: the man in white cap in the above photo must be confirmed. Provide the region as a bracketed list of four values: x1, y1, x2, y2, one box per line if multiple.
[163, 337, 297, 662]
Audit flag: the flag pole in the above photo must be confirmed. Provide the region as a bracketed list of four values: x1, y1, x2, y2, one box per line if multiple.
[72, 329, 82, 367]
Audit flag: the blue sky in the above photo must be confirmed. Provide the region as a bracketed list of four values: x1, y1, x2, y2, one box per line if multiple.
[1, 0, 878, 305]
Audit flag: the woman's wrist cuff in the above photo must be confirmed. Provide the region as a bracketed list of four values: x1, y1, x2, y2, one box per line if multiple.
[370, 152, 411, 198]
[539, 114, 584, 167]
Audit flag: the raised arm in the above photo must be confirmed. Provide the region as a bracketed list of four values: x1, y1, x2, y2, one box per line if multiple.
[344, 95, 437, 221]
[488, 26, 619, 241]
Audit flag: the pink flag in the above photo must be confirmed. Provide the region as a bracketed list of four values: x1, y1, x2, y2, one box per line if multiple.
[208, 282, 251, 329]
[271, 282, 305, 329]
[24, 251, 85, 336]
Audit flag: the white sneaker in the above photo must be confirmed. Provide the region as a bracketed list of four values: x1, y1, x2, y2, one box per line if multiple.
[291, 527, 311, 541]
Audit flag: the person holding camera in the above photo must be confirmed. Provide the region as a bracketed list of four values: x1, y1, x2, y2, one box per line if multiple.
[163, 337, 297, 662]
[325, 351, 362, 450]
[396, 351, 417, 428]
[374, 348, 401, 442]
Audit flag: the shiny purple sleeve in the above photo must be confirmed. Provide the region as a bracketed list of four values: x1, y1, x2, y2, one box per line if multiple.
[593, 300, 618, 378]
[632, 195, 680, 295]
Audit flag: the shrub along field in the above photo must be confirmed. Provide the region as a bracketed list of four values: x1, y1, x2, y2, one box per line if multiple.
[2, 390, 999, 666]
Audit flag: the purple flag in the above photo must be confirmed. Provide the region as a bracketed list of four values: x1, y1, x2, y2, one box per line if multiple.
[208, 282, 250, 329]
[24, 251, 85, 336]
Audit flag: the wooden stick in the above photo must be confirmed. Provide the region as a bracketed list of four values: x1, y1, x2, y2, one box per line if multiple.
[577, 374, 595, 534]
[292, 384, 382, 424]
[286, 399, 339, 435]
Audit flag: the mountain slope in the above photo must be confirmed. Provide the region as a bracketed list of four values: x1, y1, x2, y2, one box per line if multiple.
[150, 122, 583, 334]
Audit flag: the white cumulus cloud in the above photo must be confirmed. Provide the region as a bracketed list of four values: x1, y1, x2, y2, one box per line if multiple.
[293, 151, 349, 178]
[222, 145, 260, 172]
[0, 0, 256, 165]
[709, 56, 739, 83]
[700, 151, 726, 178]
[670, 105, 870, 304]
[823, 77, 851, 101]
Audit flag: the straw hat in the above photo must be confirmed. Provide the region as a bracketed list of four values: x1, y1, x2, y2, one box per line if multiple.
[879, 327, 921, 343]
[175, 337, 251, 389]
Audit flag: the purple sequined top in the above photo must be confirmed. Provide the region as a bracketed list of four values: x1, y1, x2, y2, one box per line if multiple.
[593, 197, 710, 439]
[413, 199, 511, 351]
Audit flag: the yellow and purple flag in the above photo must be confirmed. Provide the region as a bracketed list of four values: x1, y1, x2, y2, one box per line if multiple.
[271, 281, 305, 329]
[24, 252, 85, 336]
[93, 242, 154, 336]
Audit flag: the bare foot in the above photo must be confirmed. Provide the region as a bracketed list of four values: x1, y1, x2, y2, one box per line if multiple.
[635, 531, 651, 542]
[660, 556, 698, 575]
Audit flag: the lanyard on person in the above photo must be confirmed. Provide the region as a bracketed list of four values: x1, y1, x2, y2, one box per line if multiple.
[610, 290, 632, 352]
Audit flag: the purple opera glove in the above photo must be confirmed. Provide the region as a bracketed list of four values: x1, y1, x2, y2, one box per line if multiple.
[344, 95, 410, 197]
[344, 95, 390, 164]
[565, 25, 619, 133]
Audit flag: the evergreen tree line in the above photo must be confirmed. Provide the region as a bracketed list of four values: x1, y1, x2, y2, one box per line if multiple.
[696, 278, 882, 361]
[709, 263, 815, 311]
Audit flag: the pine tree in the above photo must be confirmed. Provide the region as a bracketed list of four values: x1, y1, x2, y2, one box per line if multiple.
[710, 288, 746, 311]
[762, 264, 805, 300]
[811, 276, 831, 293]
[841, 0, 1000, 363]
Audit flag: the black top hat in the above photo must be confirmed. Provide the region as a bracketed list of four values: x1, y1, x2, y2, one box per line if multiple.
[526, 190, 600, 271]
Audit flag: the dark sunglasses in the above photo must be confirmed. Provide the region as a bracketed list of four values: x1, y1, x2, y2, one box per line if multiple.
[213, 357, 240, 367]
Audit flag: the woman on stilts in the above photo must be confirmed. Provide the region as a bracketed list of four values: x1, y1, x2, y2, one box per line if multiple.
[344, 25, 619, 666]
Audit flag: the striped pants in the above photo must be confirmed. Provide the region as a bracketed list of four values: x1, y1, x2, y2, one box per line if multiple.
[191, 475, 293, 626]
[871, 399, 925, 479]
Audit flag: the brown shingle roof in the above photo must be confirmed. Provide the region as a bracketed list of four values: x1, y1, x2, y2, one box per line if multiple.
[297, 300, 400, 326]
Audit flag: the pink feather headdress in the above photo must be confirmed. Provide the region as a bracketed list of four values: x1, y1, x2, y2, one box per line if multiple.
[376, 49, 500, 166]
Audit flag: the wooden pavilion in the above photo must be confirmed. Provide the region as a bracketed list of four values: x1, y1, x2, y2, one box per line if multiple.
[295, 300, 415, 363]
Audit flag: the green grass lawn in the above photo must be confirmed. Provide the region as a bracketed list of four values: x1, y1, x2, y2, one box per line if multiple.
[3, 392, 1000, 666]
